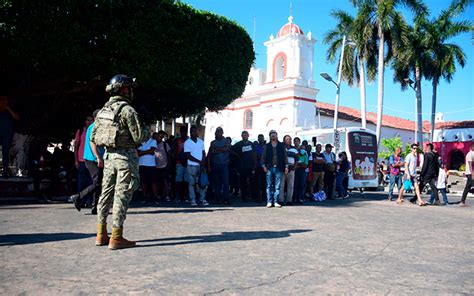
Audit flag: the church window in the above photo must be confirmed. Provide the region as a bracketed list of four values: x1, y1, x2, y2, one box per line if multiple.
[273, 52, 287, 82]
[244, 109, 253, 129]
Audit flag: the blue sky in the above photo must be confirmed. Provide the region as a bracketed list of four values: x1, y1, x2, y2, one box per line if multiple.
[183, 0, 473, 122]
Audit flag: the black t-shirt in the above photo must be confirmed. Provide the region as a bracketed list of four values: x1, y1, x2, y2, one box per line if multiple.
[233, 140, 254, 169]
[0, 110, 14, 137]
[312, 152, 325, 172]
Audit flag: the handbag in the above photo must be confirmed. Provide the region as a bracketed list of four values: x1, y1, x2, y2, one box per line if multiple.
[198, 170, 209, 189]
[313, 190, 326, 202]
[403, 179, 412, 191]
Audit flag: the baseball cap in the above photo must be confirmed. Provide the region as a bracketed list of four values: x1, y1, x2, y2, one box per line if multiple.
[325, 143, 334, 148]
[269, 130, 277, 135]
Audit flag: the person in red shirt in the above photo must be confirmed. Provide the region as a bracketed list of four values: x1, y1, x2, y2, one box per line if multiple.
[73, 116, 93, 207]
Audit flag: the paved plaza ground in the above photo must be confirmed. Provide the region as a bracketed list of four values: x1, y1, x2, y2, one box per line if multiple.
[1, 192, 473, 295]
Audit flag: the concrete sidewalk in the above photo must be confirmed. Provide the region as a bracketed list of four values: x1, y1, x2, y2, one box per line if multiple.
[0, 192, 473, 295]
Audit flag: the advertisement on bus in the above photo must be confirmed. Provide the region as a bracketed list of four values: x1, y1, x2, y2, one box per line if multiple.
[347, 131, 378, 181]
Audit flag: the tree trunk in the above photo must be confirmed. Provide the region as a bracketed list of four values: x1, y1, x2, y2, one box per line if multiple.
[430, 76, 438, 143]
[376, 24, 384, 146]
[415, 66, 423, 145]
[359, 58, 367, 129]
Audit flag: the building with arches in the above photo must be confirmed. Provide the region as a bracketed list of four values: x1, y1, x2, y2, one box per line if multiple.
[432, 115, 474, 170]
[204, 15, 429, 150]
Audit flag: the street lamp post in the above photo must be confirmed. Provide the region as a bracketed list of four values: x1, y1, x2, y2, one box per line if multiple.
[320, 36, 346, 152]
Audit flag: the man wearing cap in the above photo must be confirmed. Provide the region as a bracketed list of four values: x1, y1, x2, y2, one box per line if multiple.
[322, 143, 337, 199]
[396, 143, 426, 206]
[261, 130, 288, 208]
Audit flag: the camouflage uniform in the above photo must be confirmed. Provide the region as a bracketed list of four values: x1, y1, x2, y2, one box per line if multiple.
[92, 96, 148, 228]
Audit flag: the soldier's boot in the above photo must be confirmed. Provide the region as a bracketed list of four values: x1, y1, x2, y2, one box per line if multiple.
[95, 223, 110, 246]
[108, 227, 136, 250]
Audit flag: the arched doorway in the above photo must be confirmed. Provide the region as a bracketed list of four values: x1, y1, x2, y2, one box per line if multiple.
[449, 149, 464, 171]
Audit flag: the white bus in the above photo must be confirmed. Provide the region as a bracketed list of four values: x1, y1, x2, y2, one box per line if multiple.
[298, 127, 379, 190]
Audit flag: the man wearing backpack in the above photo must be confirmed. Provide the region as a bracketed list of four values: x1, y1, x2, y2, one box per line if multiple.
[91, 74, 149, 250]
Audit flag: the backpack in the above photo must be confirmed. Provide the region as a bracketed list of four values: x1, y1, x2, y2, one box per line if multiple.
[92, 101, 128, 148]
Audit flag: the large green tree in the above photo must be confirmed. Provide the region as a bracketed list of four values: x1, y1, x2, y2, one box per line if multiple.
[0, 0, 254, 140]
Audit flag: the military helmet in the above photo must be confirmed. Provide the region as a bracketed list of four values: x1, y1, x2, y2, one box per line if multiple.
[105, 74, 137, 94]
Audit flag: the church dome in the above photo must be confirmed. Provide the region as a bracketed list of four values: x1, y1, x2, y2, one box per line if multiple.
[277, 16, 303, 37]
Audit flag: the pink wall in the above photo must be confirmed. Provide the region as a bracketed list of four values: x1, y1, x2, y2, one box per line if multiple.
[433, 141, 472, 169]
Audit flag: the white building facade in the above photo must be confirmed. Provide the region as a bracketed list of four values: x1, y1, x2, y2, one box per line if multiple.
[204, 16, 423, 150]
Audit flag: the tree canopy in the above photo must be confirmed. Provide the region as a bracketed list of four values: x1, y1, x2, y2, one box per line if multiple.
[0, 0, 255, 140]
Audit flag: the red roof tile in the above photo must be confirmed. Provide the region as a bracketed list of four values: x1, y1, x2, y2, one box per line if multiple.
[316, 101, 431, 132]
[435, 121, 474, 130]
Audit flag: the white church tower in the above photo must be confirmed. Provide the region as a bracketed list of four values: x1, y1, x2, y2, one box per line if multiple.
[264, 15, 316, 88]
[204, 15, 319, 147]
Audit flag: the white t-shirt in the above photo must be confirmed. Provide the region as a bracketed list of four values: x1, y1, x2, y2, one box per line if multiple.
[138, 138, 158, 167]
[465, 150, 474, 175]
[405, 153, 418, 176]
[184, 138, 205, 166]
[436, 168, 447, 189]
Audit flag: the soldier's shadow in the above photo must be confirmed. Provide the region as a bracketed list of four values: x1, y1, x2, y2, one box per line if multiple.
[136, 229, 312, 248]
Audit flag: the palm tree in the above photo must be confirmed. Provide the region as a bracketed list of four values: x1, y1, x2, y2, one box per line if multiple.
[425, 0, 471, 141]
[392, 18, 430, 145]
[323, 9, 377, 128]
[352, 0, 428, 145]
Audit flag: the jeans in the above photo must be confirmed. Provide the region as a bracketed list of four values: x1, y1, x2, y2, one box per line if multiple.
[388, 174, 402, 197]
[266, 167, 283, 204]
[336, 172, 347, 197]
[293, 168, 307, 202]
[461, 175, 473, 204]
[1, 134, 13, 174]
[77, 161, 93, 204]
[279, 169, 295, 203]
[212, 164, 229, 203]
[430, 188, 448, 204]
[187, 165, 206, 204]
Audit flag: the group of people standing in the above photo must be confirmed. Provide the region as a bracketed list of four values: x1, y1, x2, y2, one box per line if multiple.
[386, 142, 474, 207]
[207, 128, 350, 208]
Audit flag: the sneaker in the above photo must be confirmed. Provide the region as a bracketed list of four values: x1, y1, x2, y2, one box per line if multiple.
[70, 194, 82, 212]
[275, 202, 282, 208]
[343, 194, 350, 199]
[460, 203, 468, 208]
[191, 202, 198, 207]
[202, 200, 209, 206]
[266, 203, 272, 208]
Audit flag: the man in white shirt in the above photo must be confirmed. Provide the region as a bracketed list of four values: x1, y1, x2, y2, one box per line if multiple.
[184, 125, 209, 206]
[460, 142, 474, 207]
[137, 136, 158, 203]
[396, 143, 426, 206]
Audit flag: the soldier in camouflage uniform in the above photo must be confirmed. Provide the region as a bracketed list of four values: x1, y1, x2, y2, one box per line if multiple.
[91, 74, 149, 250]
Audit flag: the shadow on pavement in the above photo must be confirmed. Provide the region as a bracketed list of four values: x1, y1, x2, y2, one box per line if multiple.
[127, 208, 234, 215]
[136, 229, 312, 248]
[0, 232, 95, 246]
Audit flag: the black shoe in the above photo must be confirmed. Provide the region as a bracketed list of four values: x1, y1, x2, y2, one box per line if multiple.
[91, 207, 97, 215]
[71, 194, 82, 212]
[286, 202, 293, 206]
